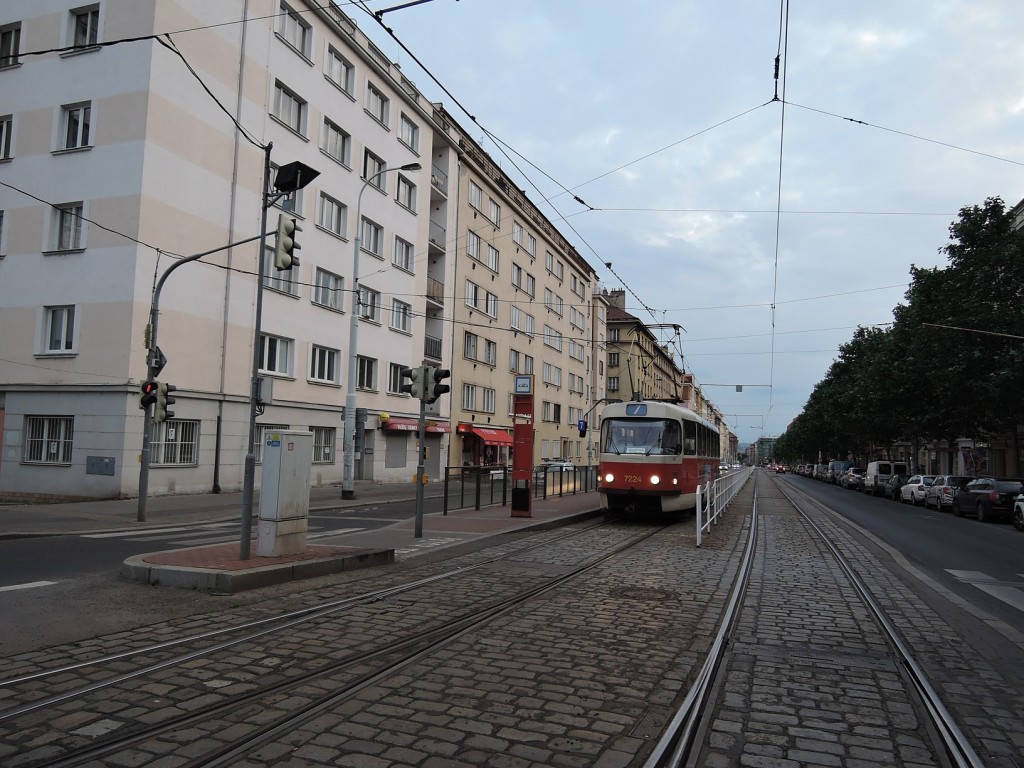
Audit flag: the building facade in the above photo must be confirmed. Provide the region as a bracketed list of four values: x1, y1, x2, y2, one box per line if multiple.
[0, 0, 461, 499]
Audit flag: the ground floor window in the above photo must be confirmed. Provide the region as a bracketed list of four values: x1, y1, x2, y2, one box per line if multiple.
[312, 426, 335, 463]
[22, 415, 74, 464]
[150, 420, 199, 466]
[254, 423, 289, 463]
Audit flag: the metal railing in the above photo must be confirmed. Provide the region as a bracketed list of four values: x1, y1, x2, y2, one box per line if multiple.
[442, 465, 598, 514]
[695, 466, 753, 547]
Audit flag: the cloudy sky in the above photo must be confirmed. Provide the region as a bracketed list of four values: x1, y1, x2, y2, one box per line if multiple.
[352, 0, 1024, 448]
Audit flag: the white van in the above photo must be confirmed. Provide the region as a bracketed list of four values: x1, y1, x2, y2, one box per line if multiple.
[864, 460, 909, 496]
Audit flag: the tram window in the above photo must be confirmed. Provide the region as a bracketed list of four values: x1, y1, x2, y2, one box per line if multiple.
[684, 421, 697, 455]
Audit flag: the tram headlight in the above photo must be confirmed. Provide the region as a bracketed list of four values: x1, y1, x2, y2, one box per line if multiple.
[604, 472, 615, 483]
[650, 474, 660, 485]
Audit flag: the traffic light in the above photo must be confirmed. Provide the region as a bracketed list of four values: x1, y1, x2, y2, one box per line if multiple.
[428, 367, 451, 404]
[140, 380, 158, 410]
[399, 366, 427, 400]
[273, 213, 300, 270]
[154, 382, 176, 423]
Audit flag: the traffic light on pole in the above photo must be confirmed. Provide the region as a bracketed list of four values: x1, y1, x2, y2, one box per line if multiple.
[273, 213, 300, 270]
[399, 366, 427, 400]
[428, 368, 451, 404]
[140, 380, 158, 410]
[154, 382, 176, 423]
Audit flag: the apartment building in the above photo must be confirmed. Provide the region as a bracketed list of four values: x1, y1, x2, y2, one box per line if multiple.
[605, 289, 682, 402]
[438, 107, 602, 468]
[0, 0, 461, 499]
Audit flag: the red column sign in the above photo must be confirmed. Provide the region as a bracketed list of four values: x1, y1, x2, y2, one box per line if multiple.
[511, 374, 534, 517]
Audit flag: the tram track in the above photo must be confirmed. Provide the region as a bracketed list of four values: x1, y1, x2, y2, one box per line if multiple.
[0, 520, 670, 768]
[645, 471, 984, 768]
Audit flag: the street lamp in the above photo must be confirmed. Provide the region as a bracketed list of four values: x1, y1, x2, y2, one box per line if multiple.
[342, 161, 422, 499]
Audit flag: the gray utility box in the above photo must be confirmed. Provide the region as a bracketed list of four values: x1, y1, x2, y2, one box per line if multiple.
[258, 430, 313, 557]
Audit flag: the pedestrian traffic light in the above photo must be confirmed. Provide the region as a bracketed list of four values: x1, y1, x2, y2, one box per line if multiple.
[428, 367, 451, 404]
[154, 382, 176, 423]
[140, 380, 158, 410]
[273, 213, 300, 270]
[400, 366, 427, 400]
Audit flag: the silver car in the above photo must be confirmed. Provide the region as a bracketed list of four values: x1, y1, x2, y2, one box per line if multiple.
[900, 474, 936, 505]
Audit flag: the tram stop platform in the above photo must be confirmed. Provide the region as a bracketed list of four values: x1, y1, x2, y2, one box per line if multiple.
[121, 491, 603, 593]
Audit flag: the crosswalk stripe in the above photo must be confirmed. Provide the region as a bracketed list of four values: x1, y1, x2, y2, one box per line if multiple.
[946, 569, 1024, 613]
[0, 581, 58, 593]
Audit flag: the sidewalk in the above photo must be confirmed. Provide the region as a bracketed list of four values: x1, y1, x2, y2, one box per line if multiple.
[1, 480, 604, 593]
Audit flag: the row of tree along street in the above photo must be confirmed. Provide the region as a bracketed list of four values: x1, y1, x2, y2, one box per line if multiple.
[775, 197, 1024, 475]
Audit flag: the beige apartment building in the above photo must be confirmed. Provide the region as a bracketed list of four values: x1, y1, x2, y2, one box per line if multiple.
[0, 0, 465, 499]
[439, 107, 603, 469]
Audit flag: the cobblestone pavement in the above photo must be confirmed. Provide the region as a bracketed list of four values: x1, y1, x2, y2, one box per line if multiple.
[2, 477, 1022, 767]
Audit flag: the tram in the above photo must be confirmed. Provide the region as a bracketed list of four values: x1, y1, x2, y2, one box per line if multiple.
[598, 399, 720, 516]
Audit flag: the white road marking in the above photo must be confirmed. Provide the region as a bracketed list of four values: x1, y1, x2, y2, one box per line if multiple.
[946, 570, 1024, 613]
[0, 581, 58, 593]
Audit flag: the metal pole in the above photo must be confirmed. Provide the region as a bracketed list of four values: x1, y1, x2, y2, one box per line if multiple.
[414, 379, 427, 537]
[342, 163, 419, 499]
[240, 143, 274, 560]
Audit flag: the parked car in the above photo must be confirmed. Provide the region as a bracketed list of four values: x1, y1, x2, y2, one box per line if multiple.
[863, 460, 909, 496]
[924, 475, 973, 511]
[840, 467, 866, 490]
[951, 478, 1024, 522]
[1014, 495, 1024, 532]
[882, 474, 908, 501]
[900, 475, 936, 505]
[533, 460, 575, 480]
[826, 460, 853, 484]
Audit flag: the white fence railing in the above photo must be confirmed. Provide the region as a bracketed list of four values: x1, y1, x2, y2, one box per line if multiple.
[695, 466, 753, 547]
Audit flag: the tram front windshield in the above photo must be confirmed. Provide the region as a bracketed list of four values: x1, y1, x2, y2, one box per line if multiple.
[601, 418, 681, 456]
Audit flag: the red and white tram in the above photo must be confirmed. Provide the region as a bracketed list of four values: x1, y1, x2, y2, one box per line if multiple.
[598, 400, 720, 516]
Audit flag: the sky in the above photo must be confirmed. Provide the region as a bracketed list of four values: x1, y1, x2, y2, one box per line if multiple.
[350, 0, 1024, 448]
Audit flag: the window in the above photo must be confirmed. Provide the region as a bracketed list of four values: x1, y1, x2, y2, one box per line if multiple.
[609, 328, 621, 342]
[525, 273, 536, 298]
[43, 305, 76, 353]
[317, 192, 347, 237]
[608, 376, 620, 392]
[483, 339, 497, 366]
[321, 119, 351, 165]
[72, 6, 100, 48]
[325, 47, 354, 94]
[469, 181, 483, 211]
[358, 285, 381, 321]
[388, 362, 407, 394]
[399, 114, 419, 151]
[53, 202, 84, 251]
[467, 230, 481, 261]
[465, 280, 481, 311]
[356, 356, 377, 390]
[0, 115, 12, 160]
[390, 299, 412, 333]
[608, 352, 619, 367]
[259, 334, 292, 375]
[509, 348, 521, 372]
[363, 150, 385, 189]
[309, 345, 339, 383]
[487, 245, 500, 272]
[526, 233, 537, 256]
[488, 199, 501, 227]
[313, 268, 343, 310]
[61, 103, 91, 150]
[512, 263, 523, 289]
[569, 339, 585, 362]
[150, 420, 199, 466]
[312, 426, 335, 463]
[0, 23, 21, 68]
[22, 416, 74, 465]
[272, 81, 305, 134]
[359, 217, 383, 257]
[513, 221, 524, 247]
[277, 2, 311, 57]
[463, 331, 478, 360]
[263, 245, 298, 295]
[462, 383, 477, 411]
[543, 325, 563, 352]
[484, 290, 498, 318]
[393, 236, 414, 272]
[510, 306, 535, 336]
[396, 175, 416, 210]
[481, 388, 496, 414]
[366, 82, 389, 125]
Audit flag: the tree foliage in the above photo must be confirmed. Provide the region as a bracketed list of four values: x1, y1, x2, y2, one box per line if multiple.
[774, 197, 1024, 464]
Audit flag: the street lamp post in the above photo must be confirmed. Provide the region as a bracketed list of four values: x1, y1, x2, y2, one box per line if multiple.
[342, 161, 421, 500]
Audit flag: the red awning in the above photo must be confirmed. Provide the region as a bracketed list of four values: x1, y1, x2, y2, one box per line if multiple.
[380, 417, 450, 433]
[458, 425, 514, 446]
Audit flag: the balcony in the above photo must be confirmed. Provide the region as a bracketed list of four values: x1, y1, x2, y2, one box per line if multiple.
[431, 163, 448, 196]
[426, 276, 444, 307]
[429, 220, 446, 254]
[424, 335, 443, 361]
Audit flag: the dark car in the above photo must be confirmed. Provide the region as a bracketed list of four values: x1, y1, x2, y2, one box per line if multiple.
[951, 477, 1024, 523]
[924, 475, 973, 512]
[882, 474, 908, 501]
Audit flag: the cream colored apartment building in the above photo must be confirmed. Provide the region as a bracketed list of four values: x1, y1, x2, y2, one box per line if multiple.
[439, 107, 603, 469]
[0, 0, 463, 499]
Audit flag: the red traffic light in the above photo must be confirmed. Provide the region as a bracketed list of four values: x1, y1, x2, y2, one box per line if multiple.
[140, 380, 159, 409]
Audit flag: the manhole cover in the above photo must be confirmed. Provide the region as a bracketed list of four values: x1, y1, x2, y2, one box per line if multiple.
[610, 586, 676, 601]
